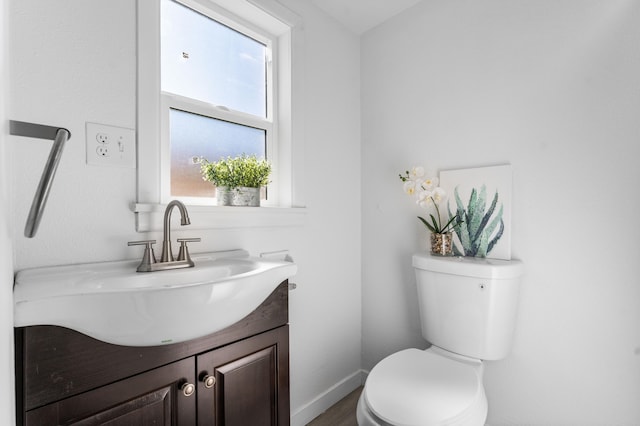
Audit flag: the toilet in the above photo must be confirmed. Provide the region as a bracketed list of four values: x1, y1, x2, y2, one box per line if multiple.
[357, 253, 524, 426]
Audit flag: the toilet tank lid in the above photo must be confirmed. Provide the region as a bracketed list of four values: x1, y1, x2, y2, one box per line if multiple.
[413, 254, 524, 279]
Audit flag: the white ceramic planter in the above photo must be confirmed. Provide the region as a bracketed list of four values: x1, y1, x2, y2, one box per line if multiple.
[216, 186, 232, 206]
[230, 187, 260, 207]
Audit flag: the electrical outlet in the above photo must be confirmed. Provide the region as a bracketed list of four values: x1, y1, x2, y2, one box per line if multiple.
[96, 145, 109, 156]
[86, 122, 136, 168]
[96, 133, 109, 144]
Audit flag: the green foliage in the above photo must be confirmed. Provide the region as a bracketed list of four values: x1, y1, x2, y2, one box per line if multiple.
[450, 185, 504, 257]
[195, 154, 271, 189]
[417, 212, 462, 234]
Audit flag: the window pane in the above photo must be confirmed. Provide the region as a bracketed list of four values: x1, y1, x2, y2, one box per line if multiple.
[161, 0, 267, 118]
[170, 109, 266, 198]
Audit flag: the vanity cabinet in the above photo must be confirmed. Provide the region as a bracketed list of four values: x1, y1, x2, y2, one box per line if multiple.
[23, 357, 197, 425]
[15, 281, 290, 426]
[197, 327, 288, 425]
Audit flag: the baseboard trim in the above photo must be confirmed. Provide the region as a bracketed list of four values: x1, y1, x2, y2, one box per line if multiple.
[291, 369, 366, 426]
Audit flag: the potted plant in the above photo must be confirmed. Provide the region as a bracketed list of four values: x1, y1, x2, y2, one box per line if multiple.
[194, 154, 271, 206]
[399, 166, 462, 255]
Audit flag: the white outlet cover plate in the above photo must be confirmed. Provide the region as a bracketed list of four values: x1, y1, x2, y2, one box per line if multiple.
[86, 122, 136, 168]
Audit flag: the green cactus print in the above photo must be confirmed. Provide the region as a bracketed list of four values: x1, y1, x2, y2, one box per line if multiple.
[448, 185, 504, 257]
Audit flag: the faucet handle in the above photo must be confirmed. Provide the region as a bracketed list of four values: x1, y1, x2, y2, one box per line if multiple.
[176, 238, 201, 243]
[128, 239, 157, 248]
[176, 238, 200, 263]
[128, 240, 158, 271]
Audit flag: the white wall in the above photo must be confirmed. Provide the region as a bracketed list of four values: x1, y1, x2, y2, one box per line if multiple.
[7, 0, 361, 424]
[10, 0, 639, 424]
[361, 0, 640, 425]
[1, 0, 16, 422]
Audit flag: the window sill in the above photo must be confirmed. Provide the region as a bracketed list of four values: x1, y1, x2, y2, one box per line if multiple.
[131, 203, 307, 232]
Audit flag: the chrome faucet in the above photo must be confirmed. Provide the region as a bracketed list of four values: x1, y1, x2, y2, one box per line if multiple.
[161, 200, 190, 262]
[128, 200, 201, 272]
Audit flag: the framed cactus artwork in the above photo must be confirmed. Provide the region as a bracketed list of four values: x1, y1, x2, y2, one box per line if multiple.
[439, 165, 512, 260]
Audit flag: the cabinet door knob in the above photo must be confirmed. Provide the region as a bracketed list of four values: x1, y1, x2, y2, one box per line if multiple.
[181, 382, 196, 397]
[202, 374, 216, 389]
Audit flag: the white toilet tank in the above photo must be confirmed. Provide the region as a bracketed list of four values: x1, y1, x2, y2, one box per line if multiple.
[413, 254, 524, 361]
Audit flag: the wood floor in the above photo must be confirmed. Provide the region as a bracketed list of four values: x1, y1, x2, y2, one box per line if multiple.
[306, 386, 363, 426]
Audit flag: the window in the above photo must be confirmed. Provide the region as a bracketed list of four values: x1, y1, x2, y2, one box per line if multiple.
[168, 110, 267, 198]
[136, 0, 304, 230]
[161, 0, 273, 204]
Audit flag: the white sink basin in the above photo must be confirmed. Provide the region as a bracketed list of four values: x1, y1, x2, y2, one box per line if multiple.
[14, 250, 297, 346]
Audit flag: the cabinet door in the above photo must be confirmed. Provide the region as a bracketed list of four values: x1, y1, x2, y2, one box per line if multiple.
[197, 326, 289, 426]
[25, 357, 196, 426]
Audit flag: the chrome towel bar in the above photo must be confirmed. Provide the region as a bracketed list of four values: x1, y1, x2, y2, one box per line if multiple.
[10, 120, 71, 238]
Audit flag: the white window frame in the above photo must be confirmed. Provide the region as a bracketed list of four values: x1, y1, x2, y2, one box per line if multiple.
[159, 0, 276, 206]
[135, 0, 305, 231]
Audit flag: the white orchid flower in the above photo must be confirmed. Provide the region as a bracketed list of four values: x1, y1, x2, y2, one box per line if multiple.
[417, 190, 434, 208]
[421, 176, 439, 191]
[403, 180, 416, 195]
[410, 166, 425, 179]
[432, 187, 447, 203]
[400, 166, 461, 236]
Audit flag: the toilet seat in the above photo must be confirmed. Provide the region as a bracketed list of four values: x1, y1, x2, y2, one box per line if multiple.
[363, 348, 487, 426]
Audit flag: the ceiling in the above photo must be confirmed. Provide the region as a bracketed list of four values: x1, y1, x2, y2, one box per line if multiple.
[309, 0, 423, 35]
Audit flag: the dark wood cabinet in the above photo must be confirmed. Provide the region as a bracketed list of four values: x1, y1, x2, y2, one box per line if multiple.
[25, 357, 196, 426]
[197, 326, 289, 426]
[15, 280, 290, 426]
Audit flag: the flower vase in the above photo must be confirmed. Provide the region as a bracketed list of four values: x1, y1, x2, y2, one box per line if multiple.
[430, 232, 453, 256]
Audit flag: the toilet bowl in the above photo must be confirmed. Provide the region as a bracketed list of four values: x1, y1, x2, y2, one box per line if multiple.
[357, 254, 524, 426]
[356, 347, 487, 426]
